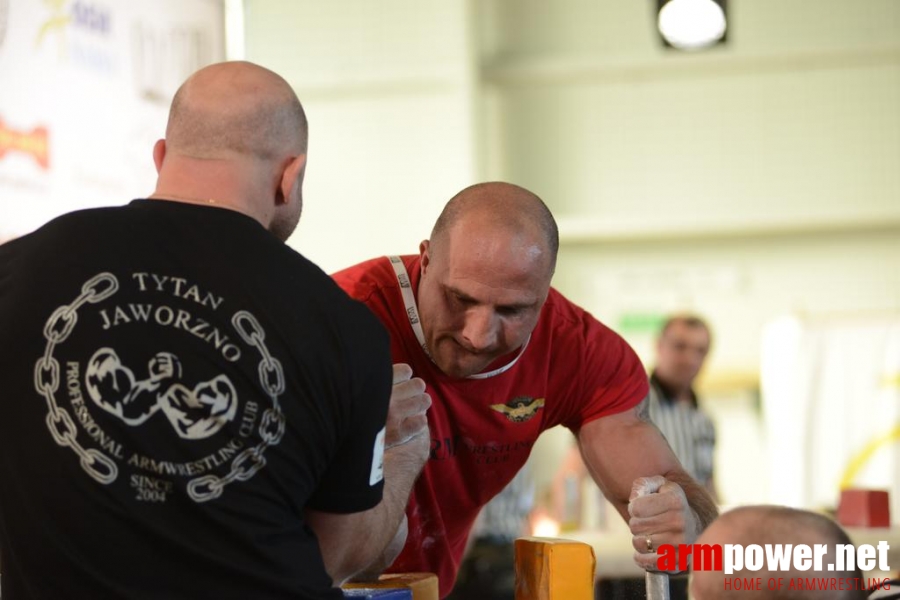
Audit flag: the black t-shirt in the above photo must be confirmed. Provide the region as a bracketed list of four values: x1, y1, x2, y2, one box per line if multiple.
[0, 200, 392, 599]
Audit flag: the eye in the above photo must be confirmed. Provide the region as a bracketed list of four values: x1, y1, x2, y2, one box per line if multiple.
[497, 306, 524, 317]
[450, 292, 475, 307]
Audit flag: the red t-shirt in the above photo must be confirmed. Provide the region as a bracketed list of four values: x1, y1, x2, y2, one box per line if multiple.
[333, 255, 648, 597]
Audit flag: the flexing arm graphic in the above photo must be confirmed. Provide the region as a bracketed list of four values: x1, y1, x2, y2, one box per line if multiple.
[85, 348, 237, 439]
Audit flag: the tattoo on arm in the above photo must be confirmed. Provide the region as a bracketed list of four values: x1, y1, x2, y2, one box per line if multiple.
[634, 395, 651, 423]
[633, 394, 675, 452]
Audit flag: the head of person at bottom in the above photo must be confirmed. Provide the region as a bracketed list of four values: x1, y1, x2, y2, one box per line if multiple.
[151, 60, 308, 242]
[415, 181, 559, 379]
[689, 505, 866, 600]
[654, 314, 712, 401]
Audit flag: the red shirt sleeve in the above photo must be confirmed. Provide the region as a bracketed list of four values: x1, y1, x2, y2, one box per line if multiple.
[552, 298, 649, 432]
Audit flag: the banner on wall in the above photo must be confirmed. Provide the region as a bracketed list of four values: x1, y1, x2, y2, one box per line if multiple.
[0, 0, 225, 242]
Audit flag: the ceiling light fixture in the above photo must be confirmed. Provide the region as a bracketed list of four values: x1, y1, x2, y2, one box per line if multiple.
[657, 0, 727, 51]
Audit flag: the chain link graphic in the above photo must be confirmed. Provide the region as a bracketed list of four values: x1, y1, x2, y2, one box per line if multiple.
[260, 408, 285, 445]
[36, 277, 285, 501]
[35, 273, 119, 484]
[187, 310, 286, 502]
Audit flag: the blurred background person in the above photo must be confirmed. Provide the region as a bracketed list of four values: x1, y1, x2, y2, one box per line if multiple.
[649, 314, 717, 500]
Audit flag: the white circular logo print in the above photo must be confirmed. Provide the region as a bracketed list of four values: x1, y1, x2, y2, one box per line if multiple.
[33, 272, 286, 503]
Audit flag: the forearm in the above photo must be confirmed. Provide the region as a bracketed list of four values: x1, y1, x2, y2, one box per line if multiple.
[372, 441, 423, 555]
[349, 514, 409, 582]
[601, 449, 718, 541]
[663, 468, 718, 541]
[578, 404, 717, 540]
[309, 439, 426, 585]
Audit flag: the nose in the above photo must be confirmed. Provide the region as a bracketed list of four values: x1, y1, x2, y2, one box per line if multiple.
[460, 307, 498, 352]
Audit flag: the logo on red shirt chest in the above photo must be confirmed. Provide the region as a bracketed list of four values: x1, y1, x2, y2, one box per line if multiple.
[490, 396, 545, 423]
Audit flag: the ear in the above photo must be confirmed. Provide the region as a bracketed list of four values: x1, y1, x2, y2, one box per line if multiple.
[276, 154, 307, 206]
[152, 139, 166, 174]
[419, 240, 430, 276]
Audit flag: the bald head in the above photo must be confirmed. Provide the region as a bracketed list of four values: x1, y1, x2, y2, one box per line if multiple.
[152, 61, 309, 242]
[415, 182, 558, 378]
[429, 182, 559, 276]
[690, 506, 865, 600]
[166, 61, 307, 161]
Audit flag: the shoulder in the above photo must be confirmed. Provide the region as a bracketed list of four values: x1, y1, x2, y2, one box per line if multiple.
[538, 288, 629, 351]
[282, 257, 392, 358]
[534, 288, 649, 422]
[37, 205, 124, 232]
[282, 252, 379, 313]
[535, 290, 644, 374]
[331, 255, 410, 305]
[1, 205, 123, 255]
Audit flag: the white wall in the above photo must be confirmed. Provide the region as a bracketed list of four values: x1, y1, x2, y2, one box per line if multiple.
[243, 0, 480, 273]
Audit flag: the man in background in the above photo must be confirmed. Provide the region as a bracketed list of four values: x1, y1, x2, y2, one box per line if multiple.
[649, 314, 717, 499]
[0, 61, 428, 599]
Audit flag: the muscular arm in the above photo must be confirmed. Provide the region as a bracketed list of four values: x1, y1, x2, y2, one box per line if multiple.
[306, 434, 427, 585]
[577, 396, 718, 561]
[306, 364, 430, 585]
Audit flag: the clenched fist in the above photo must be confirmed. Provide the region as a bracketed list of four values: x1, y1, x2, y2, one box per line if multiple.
[628, 475, 701, 571]
[385, 363, 431, 450]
